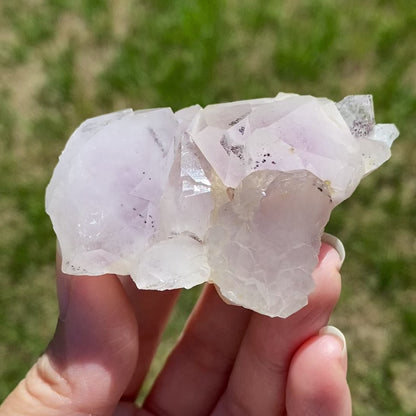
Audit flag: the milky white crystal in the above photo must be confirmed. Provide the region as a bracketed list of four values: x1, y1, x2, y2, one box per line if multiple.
[46, 93, 398, 317]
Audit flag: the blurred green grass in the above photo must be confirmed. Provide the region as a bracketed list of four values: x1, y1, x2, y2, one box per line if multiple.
[0, 0, 415, 414]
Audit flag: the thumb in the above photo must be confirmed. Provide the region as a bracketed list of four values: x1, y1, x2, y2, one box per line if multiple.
[0, 265, 138, 416]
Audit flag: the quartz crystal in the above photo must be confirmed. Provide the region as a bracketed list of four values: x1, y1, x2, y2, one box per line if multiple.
[46, 93, 399, 317]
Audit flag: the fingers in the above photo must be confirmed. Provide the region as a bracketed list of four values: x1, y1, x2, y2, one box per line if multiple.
[118, 276, 181, 400]
[0, 269, 138, 416]
[143, 284, 252, 416]
[212, 243, 342, 415]
[0, 242, 345, 416]
[286, 326, 351, 416]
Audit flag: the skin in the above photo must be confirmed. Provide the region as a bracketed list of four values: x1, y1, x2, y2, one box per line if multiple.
[0, 243, 351, 415]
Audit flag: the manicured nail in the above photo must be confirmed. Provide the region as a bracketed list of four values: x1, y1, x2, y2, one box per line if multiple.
[322, 233, 345, 266]
[319, 325, 347, 357]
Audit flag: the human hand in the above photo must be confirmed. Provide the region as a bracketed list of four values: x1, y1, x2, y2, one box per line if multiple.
[0, 241, 351, 416]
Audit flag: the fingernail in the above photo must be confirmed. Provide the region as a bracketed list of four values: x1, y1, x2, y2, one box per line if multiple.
[319, 325, 347, 357]
[322, 233, 345, 266]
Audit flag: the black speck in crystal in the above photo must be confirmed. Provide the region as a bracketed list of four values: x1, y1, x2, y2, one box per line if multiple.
[149, 128, 166, 155]
[352, 120, 372, 137]
[230, 145, 244, 160]
[220, 135, 231, 155]
[229, 113, 248, 126]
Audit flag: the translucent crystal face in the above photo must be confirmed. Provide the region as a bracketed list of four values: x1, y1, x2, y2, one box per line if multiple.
[46, 93, 398, 317]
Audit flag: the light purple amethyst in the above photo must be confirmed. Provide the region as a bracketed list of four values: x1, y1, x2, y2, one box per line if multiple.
[46, 94, 398, 317]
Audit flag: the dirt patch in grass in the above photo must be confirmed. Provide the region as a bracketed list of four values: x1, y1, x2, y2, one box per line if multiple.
[2, 59, 45, 121]
[391, 353, 416, 414]
[332, 288, 398, 411]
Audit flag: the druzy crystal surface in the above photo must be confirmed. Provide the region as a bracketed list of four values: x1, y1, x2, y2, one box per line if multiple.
[46, 93, 398, 317]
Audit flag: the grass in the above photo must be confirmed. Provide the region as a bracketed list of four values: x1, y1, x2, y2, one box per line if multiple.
[0, 0, 415, 414]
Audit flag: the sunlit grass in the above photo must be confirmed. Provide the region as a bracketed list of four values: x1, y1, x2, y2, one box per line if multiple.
[0, 1, 415, 414]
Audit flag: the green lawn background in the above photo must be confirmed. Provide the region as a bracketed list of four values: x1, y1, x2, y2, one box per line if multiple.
[0, 1, 415, 414]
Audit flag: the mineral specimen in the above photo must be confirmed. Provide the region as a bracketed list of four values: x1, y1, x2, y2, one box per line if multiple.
[46, 93, 398, 317]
